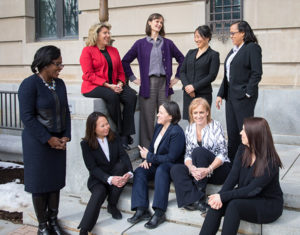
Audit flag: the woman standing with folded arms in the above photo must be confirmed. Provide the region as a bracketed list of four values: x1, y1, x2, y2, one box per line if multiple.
[122, 13, 184, 148]
[200, 117, 283, 235]
[180, 25, 220, 120]
[18, 45, 71, 235]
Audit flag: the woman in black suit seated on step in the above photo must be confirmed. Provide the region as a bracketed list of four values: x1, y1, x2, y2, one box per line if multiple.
[78, 112, 133, 235]
[127, 101, 185, 229]
[200, 117, 283, 235]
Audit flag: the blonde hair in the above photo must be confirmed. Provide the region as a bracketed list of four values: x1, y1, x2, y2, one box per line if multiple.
[188, 98, 211, 124]
[85, 22, 112, 46]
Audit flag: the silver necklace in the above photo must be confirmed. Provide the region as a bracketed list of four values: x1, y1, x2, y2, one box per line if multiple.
[38, 73, 56, 91]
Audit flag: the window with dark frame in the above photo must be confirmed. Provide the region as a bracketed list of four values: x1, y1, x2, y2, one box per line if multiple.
[35, 0, 78, 40]
[207, 0, 243, 42]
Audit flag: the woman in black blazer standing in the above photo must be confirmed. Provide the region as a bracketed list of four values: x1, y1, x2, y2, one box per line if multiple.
[18, 46, 71, 235]
[216, 21, 262, 161]
[199, 117, 283, 235]
[127, 101, 185, 229]
[78, 112, 133, 235]
[180, 25, 220, 119]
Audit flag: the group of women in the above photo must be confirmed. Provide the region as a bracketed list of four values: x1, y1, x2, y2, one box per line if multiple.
[18, 12, 283, 235]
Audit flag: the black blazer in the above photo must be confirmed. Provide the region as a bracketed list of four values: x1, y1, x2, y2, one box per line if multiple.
[217, 42, 262, 100]
[81, 136, 133, 190]
[146, 124, 185, 165]
[180, 47, 220, 95]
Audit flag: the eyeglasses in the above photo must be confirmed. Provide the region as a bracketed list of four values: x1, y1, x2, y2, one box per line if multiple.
[230, 31, 240, 36]
[51, 62, 64, 68]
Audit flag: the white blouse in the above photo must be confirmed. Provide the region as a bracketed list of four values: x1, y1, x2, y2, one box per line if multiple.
[184, 120, 230, 164]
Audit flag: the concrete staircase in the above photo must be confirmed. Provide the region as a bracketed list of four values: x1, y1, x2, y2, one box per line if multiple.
[23, 144, 300, 235]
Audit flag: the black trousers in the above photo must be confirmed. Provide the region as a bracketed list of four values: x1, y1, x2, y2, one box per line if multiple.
[171, 147, 231, 208]
[199, 197, 283, 235]
[83, 85, 137, 136]
[78, 161, 129, 232]
[225, 91, 257, 161]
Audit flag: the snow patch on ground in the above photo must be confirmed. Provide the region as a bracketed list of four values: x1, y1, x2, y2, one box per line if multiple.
[0, 161, 23, 169]
[0, 180, 30, 212]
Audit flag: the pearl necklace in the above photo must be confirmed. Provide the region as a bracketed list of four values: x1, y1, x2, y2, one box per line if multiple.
[38, 73, 56, 91]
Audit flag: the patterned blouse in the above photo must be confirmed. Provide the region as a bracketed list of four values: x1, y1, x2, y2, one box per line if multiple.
[184, 120, 230, 164]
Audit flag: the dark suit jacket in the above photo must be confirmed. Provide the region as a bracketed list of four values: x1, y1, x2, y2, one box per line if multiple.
[146, 124, 185, 165]
[80, 136, 133, 190]
[217, 42, 262, 100]
[180, 47, 220, 95]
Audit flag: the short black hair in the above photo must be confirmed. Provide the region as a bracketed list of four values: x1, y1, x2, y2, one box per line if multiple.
[31, 45, 61, 73]
[162, 101, 181, 124]
[195, 25, 212, 41]
[231, 20, 258, 44]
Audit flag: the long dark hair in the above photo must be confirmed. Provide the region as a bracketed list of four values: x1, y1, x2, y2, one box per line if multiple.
[83, 112, 115, 150]
[231, 20, 258, 44]
[242, 117, 282, 177]
[31, 45, 61, 73]
[145, 13, 165, 37]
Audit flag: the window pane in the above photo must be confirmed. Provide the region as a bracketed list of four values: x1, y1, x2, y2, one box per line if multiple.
[224, 13, 231, 20]
[215, 14, 222, 21]
[39, 0, 57, 38]
[224, 0, 231, 6]
[64, 0, 78, 37]
[233, 0, 241, 5]
[233, 12, 240, 19]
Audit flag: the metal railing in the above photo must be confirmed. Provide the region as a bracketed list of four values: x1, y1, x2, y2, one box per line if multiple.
[0, 91, 23, 130]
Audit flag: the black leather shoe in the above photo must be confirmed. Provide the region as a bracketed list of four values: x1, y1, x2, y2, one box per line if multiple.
[38, 223, 51, 235]
[107, 205, 122, 220]
[184, 200, 209, 212]
[128, 136, 134, 145]
[127, 209, 151, 224]
[144, 214, 166, 229]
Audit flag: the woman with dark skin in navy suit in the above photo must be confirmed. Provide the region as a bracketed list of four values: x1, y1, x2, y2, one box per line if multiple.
[18, 45, 71, 235]
[216, 21, 262, 161]
[127, 101, 185, 229]
[78, 112, 133, 235]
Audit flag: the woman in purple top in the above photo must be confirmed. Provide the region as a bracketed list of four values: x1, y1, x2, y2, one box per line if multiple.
[122, 13, 184, 148]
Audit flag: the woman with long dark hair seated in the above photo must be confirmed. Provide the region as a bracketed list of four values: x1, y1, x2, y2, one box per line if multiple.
[200, 117, 283, 235]
[78, 112, 133, 235]
[127, 101, 185, 229]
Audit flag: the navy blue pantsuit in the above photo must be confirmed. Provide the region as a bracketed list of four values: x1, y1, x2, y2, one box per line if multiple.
[131, 124, 185, 212]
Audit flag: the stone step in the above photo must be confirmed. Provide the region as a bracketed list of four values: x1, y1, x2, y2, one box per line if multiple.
[130, 158, 300, 210]
[23, 193, 300, 235]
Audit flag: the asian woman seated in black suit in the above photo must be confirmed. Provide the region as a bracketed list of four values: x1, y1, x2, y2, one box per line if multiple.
[78, 112, 133, 235]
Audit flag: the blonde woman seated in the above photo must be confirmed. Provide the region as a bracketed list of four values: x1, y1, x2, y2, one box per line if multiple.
[171, 98, 231, 212]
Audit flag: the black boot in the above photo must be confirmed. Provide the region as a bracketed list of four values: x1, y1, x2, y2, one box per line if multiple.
[32, 194, 50, 235]
[48, 191, 68, 235]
